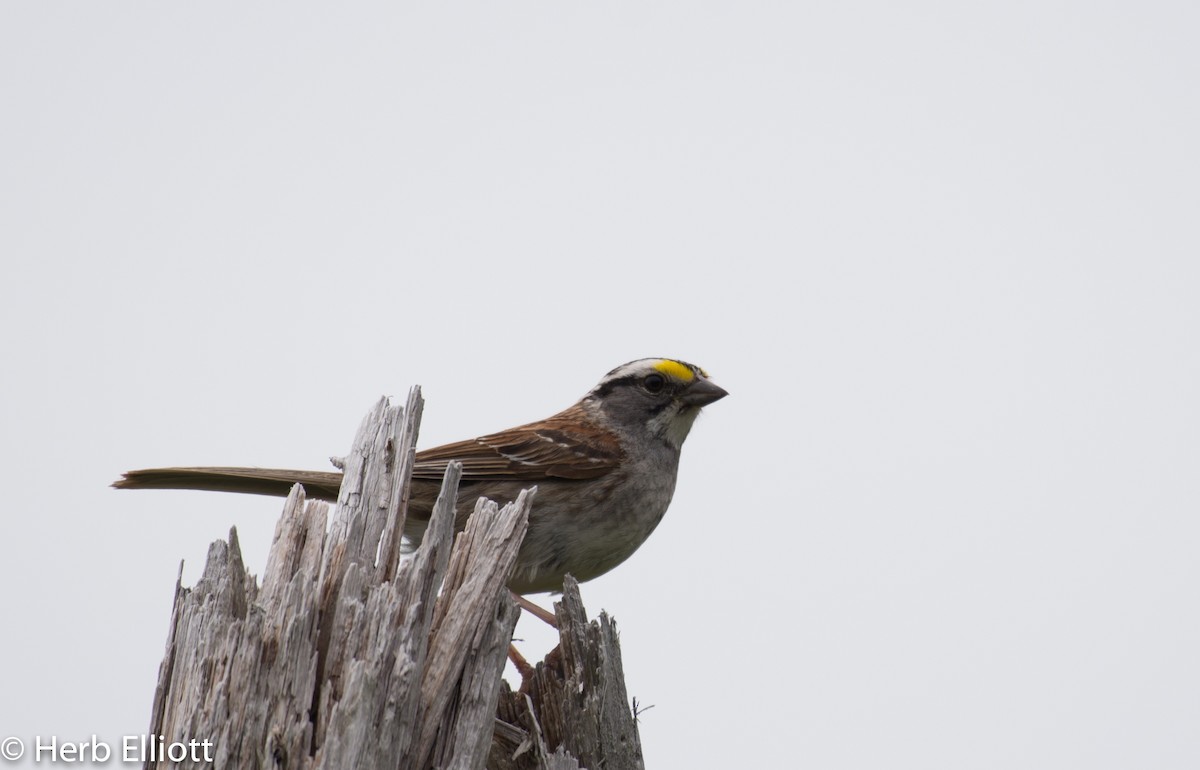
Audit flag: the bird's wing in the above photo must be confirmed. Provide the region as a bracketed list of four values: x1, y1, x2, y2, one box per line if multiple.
[113, 406, 622, 502]
[412, 403, 623, 482]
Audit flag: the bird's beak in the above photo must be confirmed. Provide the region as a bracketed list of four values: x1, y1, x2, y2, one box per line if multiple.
[680, 378, 728, 407]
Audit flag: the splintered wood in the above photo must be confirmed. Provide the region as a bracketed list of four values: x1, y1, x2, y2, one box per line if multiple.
[145, 390, 645, 770]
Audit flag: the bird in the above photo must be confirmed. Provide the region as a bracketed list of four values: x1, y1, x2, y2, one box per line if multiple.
[114, 358, 727, 594]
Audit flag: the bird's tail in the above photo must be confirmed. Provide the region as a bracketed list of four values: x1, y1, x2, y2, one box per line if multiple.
[112, 466, 343, 502]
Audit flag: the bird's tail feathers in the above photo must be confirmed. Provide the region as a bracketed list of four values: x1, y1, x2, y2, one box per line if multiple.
[112, 466, 343, 502]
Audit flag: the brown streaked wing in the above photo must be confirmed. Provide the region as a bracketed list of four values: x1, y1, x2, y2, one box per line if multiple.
[411, 404, 623, 482]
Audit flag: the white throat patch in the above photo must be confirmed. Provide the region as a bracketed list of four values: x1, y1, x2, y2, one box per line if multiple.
[649, 404, 701, 449]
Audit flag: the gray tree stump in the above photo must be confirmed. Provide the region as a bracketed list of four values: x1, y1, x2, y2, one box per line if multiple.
[144, 389, 645, 770]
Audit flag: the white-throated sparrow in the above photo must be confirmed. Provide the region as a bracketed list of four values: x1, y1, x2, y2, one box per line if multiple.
[114, 358, 727, 594]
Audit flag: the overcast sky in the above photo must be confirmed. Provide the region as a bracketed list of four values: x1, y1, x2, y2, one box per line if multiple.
[2, 3, 1198, 768]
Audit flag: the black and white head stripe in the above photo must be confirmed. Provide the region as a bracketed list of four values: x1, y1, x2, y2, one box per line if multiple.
[589, 358, 708, 398]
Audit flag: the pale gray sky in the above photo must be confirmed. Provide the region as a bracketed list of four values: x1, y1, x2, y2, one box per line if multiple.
[2, 3, 1198, 768]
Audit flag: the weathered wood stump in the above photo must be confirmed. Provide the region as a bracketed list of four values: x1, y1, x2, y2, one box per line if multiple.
[145, 389, 645, 770]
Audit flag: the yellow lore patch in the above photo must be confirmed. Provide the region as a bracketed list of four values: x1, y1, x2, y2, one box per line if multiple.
[653, 359, 695, 382]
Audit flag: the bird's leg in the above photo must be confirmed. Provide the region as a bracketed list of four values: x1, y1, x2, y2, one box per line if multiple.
[510, 590, 558, 627]
[508, 591, 558, 689]
[507, 643, 536, 681]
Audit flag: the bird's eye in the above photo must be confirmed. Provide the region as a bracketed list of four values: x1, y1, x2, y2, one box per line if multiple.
[643, 373, 666, 393]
